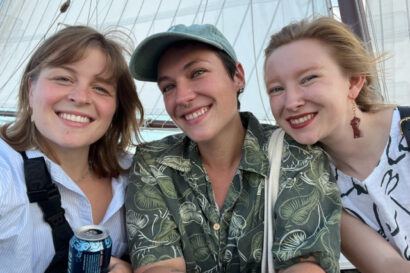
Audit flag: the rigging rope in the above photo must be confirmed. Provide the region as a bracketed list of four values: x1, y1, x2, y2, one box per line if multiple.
[0, 0, 66, 98]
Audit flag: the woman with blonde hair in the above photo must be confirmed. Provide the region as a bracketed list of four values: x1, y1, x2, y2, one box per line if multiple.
[264, 16, 410, 272]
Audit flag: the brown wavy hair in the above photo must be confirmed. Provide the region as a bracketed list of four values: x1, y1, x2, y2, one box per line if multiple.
[264, 16, 388, 112]
[0, 25, 144, 178]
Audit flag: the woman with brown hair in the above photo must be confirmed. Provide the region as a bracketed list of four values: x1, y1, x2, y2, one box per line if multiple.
[0, 25, 144, 273]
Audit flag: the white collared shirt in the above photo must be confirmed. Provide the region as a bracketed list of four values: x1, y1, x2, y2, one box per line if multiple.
[0, 138, 130, 273]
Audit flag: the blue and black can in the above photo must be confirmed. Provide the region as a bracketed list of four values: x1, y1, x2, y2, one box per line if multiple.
[67, 225, 112, 273]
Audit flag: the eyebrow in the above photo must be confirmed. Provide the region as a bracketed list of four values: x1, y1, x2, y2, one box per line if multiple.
[57, 65, 114, 85]
[266, 64, 323, 84]
[157, 58, 208, 84]
[295, 64, 323, 76]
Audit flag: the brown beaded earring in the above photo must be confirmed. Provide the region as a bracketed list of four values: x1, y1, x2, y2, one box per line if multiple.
[350, 100, 362, 138]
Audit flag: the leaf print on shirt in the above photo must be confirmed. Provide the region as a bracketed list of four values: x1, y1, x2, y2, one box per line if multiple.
[189, 234, 210, 262]
[279, 190, 320, 226]
[126, 210, 149, 238]
[278, 229, 307, 261]
[158, 176, 178, 199]
[243, 132, 267, 175]
[229, 212, 247, 238]
[134, 185, 168, 210]
[160, 155, 191, 172]
[133, 162, 158, 185]
[180, 202, 204, 224]
[251, 231, 263, 261]
[281, 141, 313, 171]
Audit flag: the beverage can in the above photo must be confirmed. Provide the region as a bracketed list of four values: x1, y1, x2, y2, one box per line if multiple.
[67, 225, 112, 273]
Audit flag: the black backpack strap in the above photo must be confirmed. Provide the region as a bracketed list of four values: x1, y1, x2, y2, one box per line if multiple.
[398, 106, 410, 145]
[21, 151, 74, 273]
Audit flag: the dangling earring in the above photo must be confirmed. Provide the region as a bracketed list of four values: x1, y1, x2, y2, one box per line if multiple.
[238, 87, 244, 94]
[350, 100, 362, 138]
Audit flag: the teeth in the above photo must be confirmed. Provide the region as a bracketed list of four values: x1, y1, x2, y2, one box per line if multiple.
[185, 107, 208, 121]
[290, 114, 314, 125]
[59, 113, 90, 123]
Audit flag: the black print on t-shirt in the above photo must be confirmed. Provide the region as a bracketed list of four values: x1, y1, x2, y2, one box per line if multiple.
[386, 136, 406, 165]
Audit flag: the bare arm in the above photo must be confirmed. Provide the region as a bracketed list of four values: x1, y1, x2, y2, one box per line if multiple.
[341, 210, 410, 273]
[109, 256, 132, 273]
[278, 257, 325, 273]
[133, 257, 186, 273]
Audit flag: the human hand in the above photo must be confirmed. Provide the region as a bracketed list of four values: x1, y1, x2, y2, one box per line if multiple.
[108, 256, 132, 273]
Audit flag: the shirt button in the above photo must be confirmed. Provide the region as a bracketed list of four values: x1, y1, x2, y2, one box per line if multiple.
[213, 223, 220, 231]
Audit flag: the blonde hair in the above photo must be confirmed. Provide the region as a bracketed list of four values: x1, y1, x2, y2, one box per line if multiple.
[264, 16, 387, 112]
[0, 25, 144, 178]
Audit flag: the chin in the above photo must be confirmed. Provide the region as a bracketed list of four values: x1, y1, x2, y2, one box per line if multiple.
[290, 133, 319, 146]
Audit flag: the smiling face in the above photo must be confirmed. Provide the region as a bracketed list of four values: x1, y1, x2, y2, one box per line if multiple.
[157, 43, 244, 144]
[29, 47, 117, 153]
[265, 39, 362, 145]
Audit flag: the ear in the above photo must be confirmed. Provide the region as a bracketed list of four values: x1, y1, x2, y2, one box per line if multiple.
[233, 62, 246, 88]
[347, 75, 365, 99]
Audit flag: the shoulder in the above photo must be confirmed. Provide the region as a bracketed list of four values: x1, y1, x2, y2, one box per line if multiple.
[240, 111, 277, 148]
[0, 138, 21, 160]
[0, 139, 29, 219]
[134, 133, 188, 160]
[0, 138, 25, 186]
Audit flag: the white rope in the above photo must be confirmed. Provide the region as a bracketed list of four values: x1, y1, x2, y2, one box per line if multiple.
[129, 0, 145, 34]
[249, 0, 272, 123]
[232, 0, 251, 47]
[170, 0, 182, 26]
[100, 0, 114, 27]
[0, 0, 63, 95]
[0, 0, 39, 76]
[214, 0, 227, 26]
[115, 0, 130, 28]
[201, 0, 209, 23]
[0, 0, 28, 74]
[192, 0, 204, 24]
[146, 0, 163, 36]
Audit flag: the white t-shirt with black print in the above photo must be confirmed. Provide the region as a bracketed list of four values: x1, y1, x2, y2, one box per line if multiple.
[334, 108, 410, 260]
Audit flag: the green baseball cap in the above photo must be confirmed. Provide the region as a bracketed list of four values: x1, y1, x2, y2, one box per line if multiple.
[129, 24, 238, 82]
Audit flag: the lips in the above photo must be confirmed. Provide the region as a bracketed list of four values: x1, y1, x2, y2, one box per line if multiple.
[58, 112, 91, 123]
[287, 113, 316, 128]
[184, 106, 208, 121]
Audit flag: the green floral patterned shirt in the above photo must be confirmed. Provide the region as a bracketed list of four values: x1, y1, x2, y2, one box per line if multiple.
[126, 112, 341, 273]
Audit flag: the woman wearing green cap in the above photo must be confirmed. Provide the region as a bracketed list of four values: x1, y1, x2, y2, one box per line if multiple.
[125, 23, 341, 273]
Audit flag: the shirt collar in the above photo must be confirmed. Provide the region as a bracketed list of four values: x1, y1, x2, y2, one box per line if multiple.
[157, 112, 271, 177]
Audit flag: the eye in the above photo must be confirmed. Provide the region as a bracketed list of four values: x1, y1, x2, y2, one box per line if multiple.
[53, 76, 72, 83]
[301, 74, 317, 84]
[268, 86, 284, 95]
[192, 69, 205, 78]
[94, 86, 109, 94]
[161, 84, 175, 94]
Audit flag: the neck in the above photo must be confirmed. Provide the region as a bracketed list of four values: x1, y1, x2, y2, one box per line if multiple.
[199, 115, 245, 170]
[43, 144, 91, 183]
[322, 107, 393, 180]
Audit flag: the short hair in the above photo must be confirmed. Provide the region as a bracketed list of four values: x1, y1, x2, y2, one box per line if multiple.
[1, 25, 144, 178]
[264, 16, 386, 112]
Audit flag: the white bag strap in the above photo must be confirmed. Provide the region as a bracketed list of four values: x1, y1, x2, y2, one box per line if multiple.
[262, 128, 285, 273]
